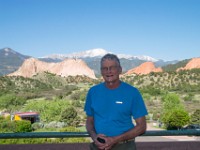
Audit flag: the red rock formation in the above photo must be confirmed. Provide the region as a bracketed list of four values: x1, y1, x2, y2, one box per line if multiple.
[8, 58, 96, 79]
[177, 58, 200, 71]
[125, 62, 162, 75]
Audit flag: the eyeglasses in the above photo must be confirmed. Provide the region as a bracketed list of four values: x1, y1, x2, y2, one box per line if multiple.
[101, 66, 119, 72]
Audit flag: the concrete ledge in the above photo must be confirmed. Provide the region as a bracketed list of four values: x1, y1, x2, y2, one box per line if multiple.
[136, 141, 200, 150]
[0, 141, 199, 150]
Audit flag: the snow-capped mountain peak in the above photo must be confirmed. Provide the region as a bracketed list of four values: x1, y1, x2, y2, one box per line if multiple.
[66, 48, 109, 58]
[42, 48, 158, 62]
[133, 55, 158, 62]
[116, 53, 158, 62]
[43, 48, 109, 59]
[3, 47, 17, 55]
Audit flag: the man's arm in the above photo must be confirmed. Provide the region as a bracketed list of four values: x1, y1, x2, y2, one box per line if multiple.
[86, 116, 97, 141]
[115, 116, 147, 142]
[86, 116, 109, 149]
[104, 116, 147, 149]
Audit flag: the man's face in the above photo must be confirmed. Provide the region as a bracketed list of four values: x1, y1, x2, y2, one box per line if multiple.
[101, 59, 122, 83]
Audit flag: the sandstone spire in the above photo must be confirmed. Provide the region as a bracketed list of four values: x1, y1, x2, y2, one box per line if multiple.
[125, 62, 162, 75]
[8, 58, 96, 79]
[177, 58, 200, 71]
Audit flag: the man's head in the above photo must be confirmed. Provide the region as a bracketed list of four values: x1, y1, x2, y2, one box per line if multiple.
[100, 53, 122, 88]
[100, 53, 121, 68]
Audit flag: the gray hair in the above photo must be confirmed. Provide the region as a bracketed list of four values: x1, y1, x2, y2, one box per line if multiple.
[100, 53, 121, 67]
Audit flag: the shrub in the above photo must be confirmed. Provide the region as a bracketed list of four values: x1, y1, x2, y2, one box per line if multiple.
[0, 120, 32, 133]
[162, 109, 190, 130]
[190, 109, 200, 125]
[14, 120, 32, 132]
[32, 122, 44, 131]
[60, 107, 80, 127]
[0, 120, 15, 132]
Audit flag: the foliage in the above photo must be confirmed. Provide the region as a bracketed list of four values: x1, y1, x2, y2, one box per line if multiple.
[14, 120, 32, 132]
[161, 93, 184, 110]
[72, 101, 82, 107]
[140, 86, 162, 96]
[55, 126, 89, 143]
[60, 107, 80, 127]
[0, 94, 26, 112]
[141, 93, 151, 101]
[70, 90, 87, 102]
[183, 93, 195, 101]
[0, 119, 15, 133]
[1, 70, 200, 133]
[190, 109, 200, 125]
[121, 69, 200, 94]
[160, 93, 190, 129]
[31, 122, 44, 131]
[162, 109, 190, 130]
[0, 119, 32, 133]
[0, 126, 89, 144]
[70, 92, 80, 100]
[21, 99, 71, 122]
[0, 76, 52, 95]
[0, 138, 53, 144]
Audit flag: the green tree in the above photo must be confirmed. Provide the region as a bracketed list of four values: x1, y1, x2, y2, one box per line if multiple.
[164, 109, 190, 130]
[161, 93, 189, 129]
[190, 109, 200, 125]
[0, 94, 26, 112]
[22, 99, 71, 123]
[60, 107, 80, 127]
[162, 93, 183, 110]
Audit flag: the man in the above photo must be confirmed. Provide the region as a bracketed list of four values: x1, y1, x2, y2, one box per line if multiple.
[84, 53, 148, 150]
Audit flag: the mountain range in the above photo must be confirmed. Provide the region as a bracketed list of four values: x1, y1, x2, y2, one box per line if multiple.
[41, 48, 158, 62]
[0, 47, 199, 77]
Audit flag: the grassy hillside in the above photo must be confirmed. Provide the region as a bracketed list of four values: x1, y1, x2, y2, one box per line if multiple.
[121, 69, 200, 116]
[0, 69, 199, 126]
[122, 69, 200, 93]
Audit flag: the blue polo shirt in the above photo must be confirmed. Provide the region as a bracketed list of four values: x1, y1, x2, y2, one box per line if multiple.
[84, 81, 148, 137]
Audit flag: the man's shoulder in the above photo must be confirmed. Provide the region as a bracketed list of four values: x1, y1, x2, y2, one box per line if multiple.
[121, 81, 138, 90]
[89, 82, 104, 90]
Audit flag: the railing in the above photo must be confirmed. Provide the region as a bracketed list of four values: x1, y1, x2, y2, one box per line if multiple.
[0, 129, 199, 139]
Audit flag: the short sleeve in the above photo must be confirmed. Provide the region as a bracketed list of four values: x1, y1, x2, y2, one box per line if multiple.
[131, 88, 148, 119]
[84, 89, 94, 117]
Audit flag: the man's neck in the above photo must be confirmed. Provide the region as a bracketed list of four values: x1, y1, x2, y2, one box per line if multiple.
[105, 80, 121, 89]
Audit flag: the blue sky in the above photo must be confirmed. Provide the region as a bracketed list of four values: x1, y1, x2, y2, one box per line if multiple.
[0, 0, 200, 61]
